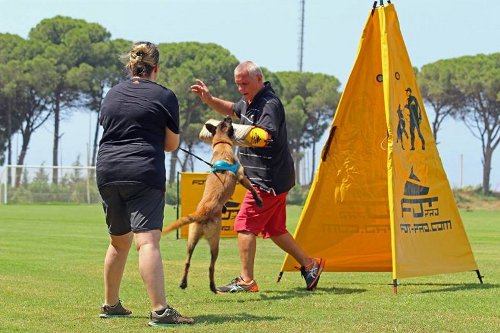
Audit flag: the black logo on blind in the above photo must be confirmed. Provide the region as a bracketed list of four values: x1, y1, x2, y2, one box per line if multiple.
[400, 168, 451, 233]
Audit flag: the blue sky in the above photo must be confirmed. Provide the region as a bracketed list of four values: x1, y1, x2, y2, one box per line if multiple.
[1, 0, 499, 189]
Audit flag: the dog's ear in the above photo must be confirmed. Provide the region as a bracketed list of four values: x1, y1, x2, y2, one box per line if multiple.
[227, 125, 234, 138]
[205, 123, 217, 136]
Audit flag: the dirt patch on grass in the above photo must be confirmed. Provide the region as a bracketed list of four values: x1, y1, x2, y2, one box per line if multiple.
[454, 189, 500, 210]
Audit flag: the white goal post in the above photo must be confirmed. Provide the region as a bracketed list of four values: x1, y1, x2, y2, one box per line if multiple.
[0, 165, 100, 204]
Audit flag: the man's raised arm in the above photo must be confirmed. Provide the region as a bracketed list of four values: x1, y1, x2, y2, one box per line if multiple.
[191, 79, 234, 116]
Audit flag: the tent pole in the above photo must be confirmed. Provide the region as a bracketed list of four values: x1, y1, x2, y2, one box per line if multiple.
[371, 1, 377, 16]
[392, 279, 398, 295]
[277, 271, 284, 282]
[475, 270, 484, 284]
[175, 171, 180, 240]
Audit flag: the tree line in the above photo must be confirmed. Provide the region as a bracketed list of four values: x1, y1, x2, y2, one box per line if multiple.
[418, 54, 499, 194]
[0, 16, 498, 193]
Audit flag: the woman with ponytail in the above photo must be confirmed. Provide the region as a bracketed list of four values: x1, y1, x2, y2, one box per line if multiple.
[96, 41, 194, 326]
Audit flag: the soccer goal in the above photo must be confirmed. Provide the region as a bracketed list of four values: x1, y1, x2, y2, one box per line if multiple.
[0, 165, 100, 204]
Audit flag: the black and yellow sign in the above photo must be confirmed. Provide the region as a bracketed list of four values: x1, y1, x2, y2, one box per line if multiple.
[177, 172, 246, 239]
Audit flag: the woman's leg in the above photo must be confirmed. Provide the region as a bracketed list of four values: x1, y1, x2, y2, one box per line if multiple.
[103, 232, 133, 306]
[134, 230, 167, 312]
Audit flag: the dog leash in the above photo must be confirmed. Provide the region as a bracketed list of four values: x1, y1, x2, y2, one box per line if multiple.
[177, 147, 231, 200]
[178, 147, 213, 167]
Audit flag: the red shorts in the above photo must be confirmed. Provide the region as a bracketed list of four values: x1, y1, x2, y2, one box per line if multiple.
[234, 189, 288, 238]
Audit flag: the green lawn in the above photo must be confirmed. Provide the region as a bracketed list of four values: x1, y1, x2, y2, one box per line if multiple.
[0, 205, 498, 333]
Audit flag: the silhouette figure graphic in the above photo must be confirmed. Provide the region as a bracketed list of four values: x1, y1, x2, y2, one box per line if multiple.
[396, 104, 409, 149]
[404, 87, 425, 150]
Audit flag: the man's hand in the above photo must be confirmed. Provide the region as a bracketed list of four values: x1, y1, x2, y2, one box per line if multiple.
[191, 79, 213, 104]
[191, 79, 235, 116]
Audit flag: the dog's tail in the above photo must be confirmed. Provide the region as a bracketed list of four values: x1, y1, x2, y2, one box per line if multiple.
[161, 213, 203, 234]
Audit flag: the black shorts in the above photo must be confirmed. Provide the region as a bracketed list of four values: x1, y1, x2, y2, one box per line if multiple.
[99, 184, 165, 235]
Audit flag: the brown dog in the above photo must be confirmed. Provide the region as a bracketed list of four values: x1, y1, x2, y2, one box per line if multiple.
[162, 116, 263, 293]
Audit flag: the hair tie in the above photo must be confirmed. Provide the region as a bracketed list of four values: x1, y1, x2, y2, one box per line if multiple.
[132, 51, 144, 61]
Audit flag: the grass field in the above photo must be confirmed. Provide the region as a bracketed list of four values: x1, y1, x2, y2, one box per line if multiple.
[0, 204, 499, 333]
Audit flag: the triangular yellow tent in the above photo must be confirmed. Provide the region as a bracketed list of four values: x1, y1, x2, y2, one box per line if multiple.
[280, 2, 481, 291]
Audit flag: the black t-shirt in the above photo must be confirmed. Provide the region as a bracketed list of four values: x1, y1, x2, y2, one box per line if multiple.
[96, 79, 179, 191]
[232, 82, 295, 194]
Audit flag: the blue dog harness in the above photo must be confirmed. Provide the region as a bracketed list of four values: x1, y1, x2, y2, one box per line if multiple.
[210, 160, 239, 174]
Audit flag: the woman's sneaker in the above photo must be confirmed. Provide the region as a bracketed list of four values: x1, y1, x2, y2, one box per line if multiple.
[99, 300, 132, 318]
[215, 276, 259, 293]
[148, 305, 195, 326]
[301, 258, 325, 291]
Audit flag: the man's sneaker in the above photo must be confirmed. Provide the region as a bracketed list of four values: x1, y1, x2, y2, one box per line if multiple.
[148, 305, 195, 326]
[301, 258, 325, 291]
[99, 300, 132, 318]
[215, 276, 259, 293]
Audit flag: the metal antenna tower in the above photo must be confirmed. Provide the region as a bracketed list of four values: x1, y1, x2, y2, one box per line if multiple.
[298, 0, 305, 72]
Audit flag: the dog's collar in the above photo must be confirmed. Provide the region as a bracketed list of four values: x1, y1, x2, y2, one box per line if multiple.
[212, 141, 233, 148]
[210, 160, 239, 174]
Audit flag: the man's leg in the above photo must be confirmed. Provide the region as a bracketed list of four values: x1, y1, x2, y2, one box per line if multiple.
[271, 232, 311, 267]
[216, 190, 264, 293]
[215, 230, 259, 293]
[417, 125, 426, 149]
[272, 232, 325, 290]
[410, 123, 416, 149]
[104, 232, 133, 306]
[238, 231, 257, 282]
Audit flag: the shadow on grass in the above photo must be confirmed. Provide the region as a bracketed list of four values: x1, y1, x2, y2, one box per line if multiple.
[408, 282, 499, 294]
[212, 285, 367, 303]
[100, 313, 283, 325]
[297, 287, 367, 295]
[260, 286, 366, 299]
[192, 313, 282, 324]
[326, 281, 498, 294]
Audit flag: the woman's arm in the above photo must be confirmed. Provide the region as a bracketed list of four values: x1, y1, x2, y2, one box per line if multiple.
[164, 127, 180, 152]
